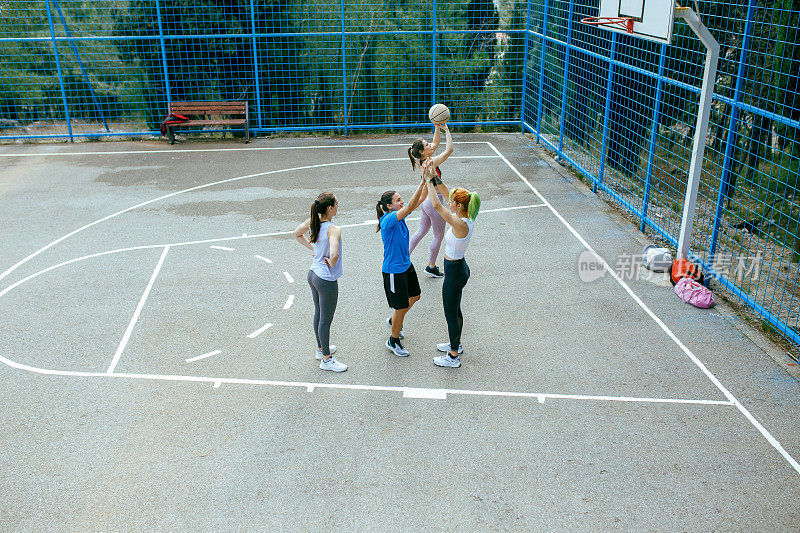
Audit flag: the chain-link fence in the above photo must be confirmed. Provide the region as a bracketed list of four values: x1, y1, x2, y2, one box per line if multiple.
[2, 0, 799, 354]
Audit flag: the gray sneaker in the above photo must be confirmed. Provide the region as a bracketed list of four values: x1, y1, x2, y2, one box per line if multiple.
[386, 339, 410, 357]
[436, 342, 463, 354]
[434, 355, 461, 368]
[386, 317, 403, 339]
[315, 345, 337, 360]
[319, 357, 347, 372]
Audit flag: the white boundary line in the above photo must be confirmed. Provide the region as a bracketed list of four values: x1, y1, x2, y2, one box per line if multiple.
[106, 245, 170, 374]
[0, 352, 733, 407]
[486, 141, 800, 474]
[0, 154, 496, 285]
[0, 142, 493, 158]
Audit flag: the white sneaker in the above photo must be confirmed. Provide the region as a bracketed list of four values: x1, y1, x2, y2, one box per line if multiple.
[315, 345, 337, 360]
[434, 355, 461, 368]
[436, 342, 463, 354]
[386, 339, 410, 357]
[385, 317, 403, 339]
[319, 357, 347, 372]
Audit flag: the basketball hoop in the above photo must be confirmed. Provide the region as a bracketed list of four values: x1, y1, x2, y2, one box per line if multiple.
[580, 16, 635, 33]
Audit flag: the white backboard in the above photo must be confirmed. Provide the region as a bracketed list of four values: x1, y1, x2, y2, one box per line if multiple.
[596, 0, 676, 44]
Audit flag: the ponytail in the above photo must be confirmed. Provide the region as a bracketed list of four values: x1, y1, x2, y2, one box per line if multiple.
[467, 191, 481, 221]
[309, 192, 336, 243]
[408, 139, 425, 171]
[376, 190, 396, 232]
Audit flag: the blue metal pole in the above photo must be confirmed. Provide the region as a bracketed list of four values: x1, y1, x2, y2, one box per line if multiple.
[596, 32, 617, 194]
[519, 0, 532, 131]
[51, 0, 109, 132]
[155, 0, 172, 106]
[432, 0, 437, 112]
[535, 0, 549, 143]
[45, 0, 73, 142]
[557, 0, 575, 153]
[640, 43, 668, 232]
[709, 0, 756, 259]
[250, 0, 263, 130]
[341, 0, 349, 135]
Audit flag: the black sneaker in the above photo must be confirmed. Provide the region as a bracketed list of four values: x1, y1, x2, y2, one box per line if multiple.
[425, 265, 444, 278]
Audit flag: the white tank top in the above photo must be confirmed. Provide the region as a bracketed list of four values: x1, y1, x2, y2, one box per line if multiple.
[310, 221, 343, 281]
[444, 218, 473, 260]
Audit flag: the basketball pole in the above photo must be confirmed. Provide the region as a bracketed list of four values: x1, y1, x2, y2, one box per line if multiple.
[675, 6, 719, 260]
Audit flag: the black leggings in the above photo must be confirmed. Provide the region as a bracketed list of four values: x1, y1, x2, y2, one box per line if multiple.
[308, 270, 338, 356]
[442, 258, 470, 352]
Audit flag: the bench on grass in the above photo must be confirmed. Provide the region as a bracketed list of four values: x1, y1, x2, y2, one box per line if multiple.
[166, 101, 249, 144]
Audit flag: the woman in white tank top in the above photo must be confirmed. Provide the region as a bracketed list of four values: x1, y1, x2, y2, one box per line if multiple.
[422, 163, 481, 368]
[292, 192, 347, 372]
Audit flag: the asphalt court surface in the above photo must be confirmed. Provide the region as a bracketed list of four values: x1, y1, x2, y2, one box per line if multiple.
[1, 134, 800, 530]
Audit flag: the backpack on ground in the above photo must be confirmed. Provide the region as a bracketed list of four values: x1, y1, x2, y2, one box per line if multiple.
[674, 277, 715, 308]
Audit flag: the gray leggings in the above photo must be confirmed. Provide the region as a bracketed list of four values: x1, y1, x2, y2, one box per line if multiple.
[308, 270, 338, 356]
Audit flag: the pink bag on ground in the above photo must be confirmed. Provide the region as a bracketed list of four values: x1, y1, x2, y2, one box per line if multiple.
[674, 277, 715, 308]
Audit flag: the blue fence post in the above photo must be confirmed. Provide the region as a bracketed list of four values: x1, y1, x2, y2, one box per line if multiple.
[596, 32, 617, 194]
[249, 0, 262, 131]
[154, 0, 172, 107]
[709, 0, 756, 260]
[640, 43, 668, 232]
[520, 0, 532, 131]
[557, 0, 575, 153]
[432, 0, 437, 112]
[51, 0, 109, 133]
[44, 0, 73, 142]
[341, 0, 349, 135]
[535, 0, 549, 143]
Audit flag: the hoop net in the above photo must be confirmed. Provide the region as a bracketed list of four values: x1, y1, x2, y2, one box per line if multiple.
[580, 16, 634, 33]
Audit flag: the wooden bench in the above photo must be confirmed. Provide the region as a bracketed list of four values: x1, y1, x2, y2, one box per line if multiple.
[166, 101, 249, 144]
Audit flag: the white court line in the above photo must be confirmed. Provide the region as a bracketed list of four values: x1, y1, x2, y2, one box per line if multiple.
[0, 202, 554, 309]
[487, 141, 800, 475]
[209, 245, 234, 251]
[185, 350, 221, 363]
[106, 246, 170, 374]
[254, 255, 273, 264]
[0, 142, 494, 158]
[283, 272, 294, 283]
[0, 155, 494, 285]
[247, 323, 273, 339]
[0, 352, 734, 407]
[283, 295, 295, 310]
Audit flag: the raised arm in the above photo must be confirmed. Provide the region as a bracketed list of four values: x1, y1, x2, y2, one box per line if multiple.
[396, 177, 428, 221]
[292, 218, 314, 251]
[429, 123, 441, 152]
[429, 124, 453, 168]
[424, 167, 468, 237]
[325, 225, 341, 267]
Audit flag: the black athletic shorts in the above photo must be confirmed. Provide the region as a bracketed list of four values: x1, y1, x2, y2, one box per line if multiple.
[383, 264, 421, 310]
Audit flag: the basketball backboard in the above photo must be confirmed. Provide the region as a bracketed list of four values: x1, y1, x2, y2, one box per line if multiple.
[593, 0, 676, 44]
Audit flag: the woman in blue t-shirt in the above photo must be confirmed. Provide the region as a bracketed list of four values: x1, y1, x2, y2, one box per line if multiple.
[375, 175, 428, 357]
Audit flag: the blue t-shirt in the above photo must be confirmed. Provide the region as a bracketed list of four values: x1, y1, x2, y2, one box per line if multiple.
[380, 211, 411, 273]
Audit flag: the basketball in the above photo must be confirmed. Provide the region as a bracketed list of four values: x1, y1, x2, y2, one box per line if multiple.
[428, 103, 450, 124]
